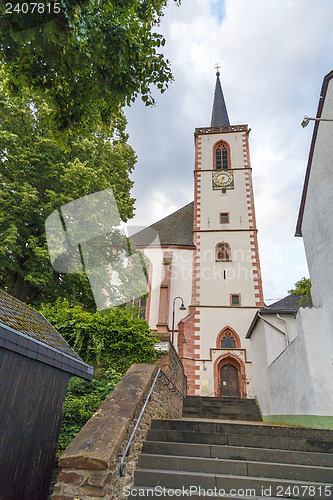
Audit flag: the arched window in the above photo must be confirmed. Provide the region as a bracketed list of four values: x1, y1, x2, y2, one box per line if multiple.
[216, 326, 241, 349]
[216, 242, 231, 262]
[220, 332, 236, 348]
[214, 141, 230, 170]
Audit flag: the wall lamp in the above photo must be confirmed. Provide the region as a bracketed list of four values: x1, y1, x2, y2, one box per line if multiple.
[171, 296, 186, 345]
[301, 116, 333, 128]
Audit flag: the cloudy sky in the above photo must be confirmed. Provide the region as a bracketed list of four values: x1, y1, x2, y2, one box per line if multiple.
[125, 0, 333, 303]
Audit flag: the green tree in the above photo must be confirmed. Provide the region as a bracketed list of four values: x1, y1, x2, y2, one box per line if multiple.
[288, 277, 312, 306]
[0, 0, 180, 134]
[40, 299, 159, 372]
[0, 86, 136, 306]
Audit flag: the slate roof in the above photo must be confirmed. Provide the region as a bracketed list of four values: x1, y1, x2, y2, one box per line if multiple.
[131, 202, 195, 248]
[211, 71, 230, 127]
[246, 294, 311, 339]
[260, 294, 310, 314]
[0, 290, 93, 379]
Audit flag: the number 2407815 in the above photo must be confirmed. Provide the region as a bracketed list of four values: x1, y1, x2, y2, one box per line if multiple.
[6, 3, 61, 14]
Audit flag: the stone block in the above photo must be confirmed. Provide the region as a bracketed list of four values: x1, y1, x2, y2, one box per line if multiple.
[58, 471, 85, 485]
[51, 495, 75, 500]
[87, 471, 111, 487]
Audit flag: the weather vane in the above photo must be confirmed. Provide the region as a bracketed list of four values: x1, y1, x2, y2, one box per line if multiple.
[215, 63, 220, 73]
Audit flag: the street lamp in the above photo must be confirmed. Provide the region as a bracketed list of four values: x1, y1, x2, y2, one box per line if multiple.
[301, 116, 333, 128]
[171, 296, 186, 345]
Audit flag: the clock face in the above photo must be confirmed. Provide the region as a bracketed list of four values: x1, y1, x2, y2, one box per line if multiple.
[212, 170, 234, 190]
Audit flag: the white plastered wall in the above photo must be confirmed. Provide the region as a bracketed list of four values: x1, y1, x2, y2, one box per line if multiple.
[250, 307, 333, 417]
[198, 231, 257, 307]
[168, 248, 193, 331]
[194, 128, 260, 397]
[196, 306, 256, 397]
[200, 132, 247, 169]
[301, 79, 333, 359]
[143, 247, 193, 333]
[200, 170, 251, 229]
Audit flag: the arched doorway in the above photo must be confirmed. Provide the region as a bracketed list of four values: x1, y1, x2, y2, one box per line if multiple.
[214, 354, 247, 398]
[220, 364, 239, 397]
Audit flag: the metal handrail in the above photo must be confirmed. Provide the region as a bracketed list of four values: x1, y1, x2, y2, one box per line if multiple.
[119, 368, 185, 477]
[159, 369, 186, 400]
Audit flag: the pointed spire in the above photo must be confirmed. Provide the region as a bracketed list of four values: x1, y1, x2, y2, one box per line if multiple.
[211, 66, 230, 127]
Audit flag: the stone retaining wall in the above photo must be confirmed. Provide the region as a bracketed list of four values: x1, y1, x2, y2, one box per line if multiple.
[52, 361, 185, 500]
[154, 341, 187, 395]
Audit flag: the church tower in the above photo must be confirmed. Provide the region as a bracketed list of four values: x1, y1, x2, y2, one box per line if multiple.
[178, 69, 264, 397]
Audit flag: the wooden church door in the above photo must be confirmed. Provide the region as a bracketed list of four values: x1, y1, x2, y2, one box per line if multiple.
[220, 364, 239, 397]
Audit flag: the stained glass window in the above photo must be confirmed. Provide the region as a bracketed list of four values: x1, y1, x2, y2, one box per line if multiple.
[221, 333, 236, 348]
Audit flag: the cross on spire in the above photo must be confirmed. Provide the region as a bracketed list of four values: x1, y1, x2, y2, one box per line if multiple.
[211, 65, 230, 127]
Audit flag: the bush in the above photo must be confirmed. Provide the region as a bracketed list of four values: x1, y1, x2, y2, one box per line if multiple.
[57, 368, 122, 458]
[39, 299, 160, 457]
[39, 299, 160, 372]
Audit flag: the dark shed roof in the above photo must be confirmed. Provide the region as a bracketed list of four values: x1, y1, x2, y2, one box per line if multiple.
[260, 294, 308, 314]
[0, 290, 93, 379]
[131, 202, 195, 248]
[246, 294, 310, 339]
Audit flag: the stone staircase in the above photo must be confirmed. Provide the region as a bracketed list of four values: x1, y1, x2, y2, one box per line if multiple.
[129, 397, 333, 499]
[183, 396, 262, 421]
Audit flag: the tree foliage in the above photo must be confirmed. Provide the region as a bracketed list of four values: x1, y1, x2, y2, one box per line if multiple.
[0, 85, 136, 306]
[40, 299, 160, 372]
[288, 277, 312, 307]
[0, 0, 180, 134]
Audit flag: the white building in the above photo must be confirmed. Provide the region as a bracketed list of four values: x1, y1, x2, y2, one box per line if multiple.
[247, 70, 333, 429]
[132, 71, 264, 397]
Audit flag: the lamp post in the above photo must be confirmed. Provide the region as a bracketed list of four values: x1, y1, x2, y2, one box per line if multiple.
[301, 116, 333, 128]
[171, 296, 186, 346]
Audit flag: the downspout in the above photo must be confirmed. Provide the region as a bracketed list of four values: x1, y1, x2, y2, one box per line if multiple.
[276, 314, 290, 346]
[258, 313, 289, 347]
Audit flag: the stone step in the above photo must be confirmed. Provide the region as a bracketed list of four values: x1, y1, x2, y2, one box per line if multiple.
[133, 469, 331, 500]
[137, 453, 333, 483]
[142, 441, 333, 467]
[183, 400, 259, 406]
[183, 407, 261, 414]
[184, 396, 257, 407]
[151, 418, 333, 441]
[182, 408, 261, 414]
[182, 411, 262, 421]
[183, 401, 260, 407]
[146, 428, 333, 453]
[182, 407, 261, 415]
[185, 396, 258, 402]
[182, 396, 262, 422]
[183, 397, 260, 406]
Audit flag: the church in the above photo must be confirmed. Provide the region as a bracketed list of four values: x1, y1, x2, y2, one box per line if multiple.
[132, 70, 264, 398]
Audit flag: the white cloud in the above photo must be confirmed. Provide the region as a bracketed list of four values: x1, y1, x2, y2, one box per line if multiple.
[126, 0, 333, 300]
